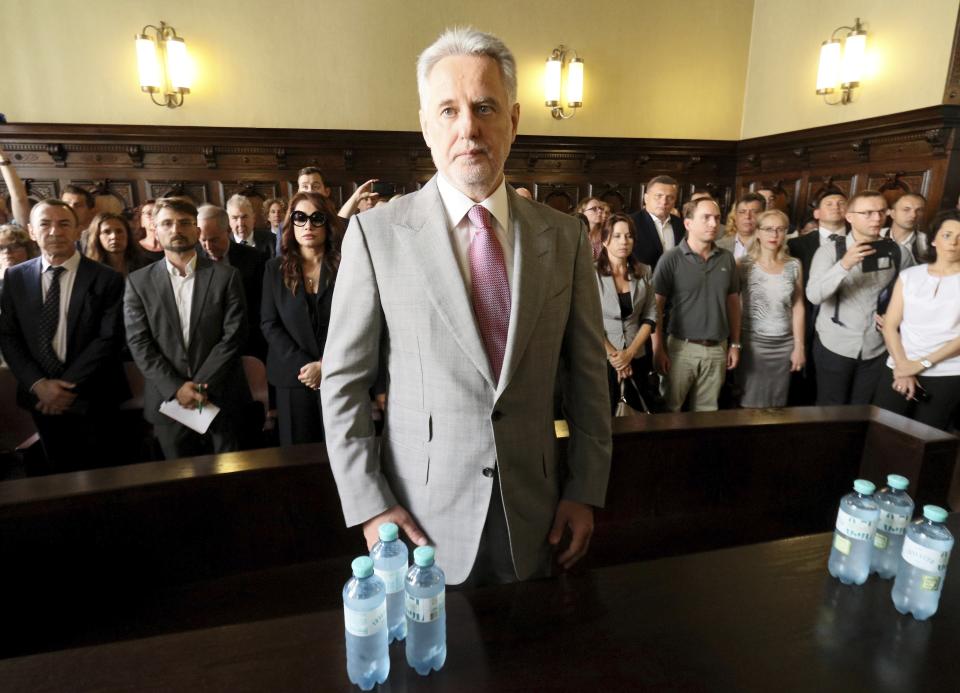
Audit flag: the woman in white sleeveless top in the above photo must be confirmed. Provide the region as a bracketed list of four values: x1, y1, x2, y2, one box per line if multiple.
[874, 211, 960, 430]
[737, 209, 805, 407]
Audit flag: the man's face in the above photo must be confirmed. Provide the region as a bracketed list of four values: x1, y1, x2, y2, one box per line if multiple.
[644, 183, 677, 220]
[267, 203, 284, 228]
[419, 54, 519, 201]
[813, 194, 847, 226]
[845, 196, 888, 239]
[155, 207, 199, 254]
[227, 204, 254, 240]
[756, 189, 775, 209]
[298, 174, 328, 195]
[62, 192, 93, 227]
[735, 200, 764, 237]
[683, 200, 721, 244]
[29, 203, 79, 262]
[198, 217, 230, 260]
[890, 195, 924, 233]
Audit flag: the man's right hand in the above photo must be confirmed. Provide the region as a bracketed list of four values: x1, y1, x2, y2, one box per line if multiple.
[33, 379, 77, 415]
[362, 505, 429, 551]
[841, 241, 876, 271]
[175, 381, 207, 409]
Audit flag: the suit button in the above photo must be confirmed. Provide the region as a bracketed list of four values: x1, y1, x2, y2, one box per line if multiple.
[491, 410, 503, 421]
[482, 467, 495, 478]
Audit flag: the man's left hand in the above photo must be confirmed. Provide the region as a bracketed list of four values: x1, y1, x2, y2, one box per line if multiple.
[548, 499, 594, 570]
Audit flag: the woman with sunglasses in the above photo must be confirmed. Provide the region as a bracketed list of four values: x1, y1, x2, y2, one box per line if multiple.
[261, 192, 343, 445]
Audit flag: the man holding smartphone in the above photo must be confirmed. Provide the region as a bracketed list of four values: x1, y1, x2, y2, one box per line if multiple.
[806, 190, 914, 405]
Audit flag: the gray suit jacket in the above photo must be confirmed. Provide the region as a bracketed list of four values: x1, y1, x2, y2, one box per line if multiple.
[124, 256, 251, 424]
[320, 176, 612, 584]
[596, 265, 657, 355]
[716, 233, 753, 257]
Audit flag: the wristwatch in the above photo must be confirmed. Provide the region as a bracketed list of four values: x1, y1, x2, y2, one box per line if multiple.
[729, 342, 742, 350]
[920, 358, 933, 370]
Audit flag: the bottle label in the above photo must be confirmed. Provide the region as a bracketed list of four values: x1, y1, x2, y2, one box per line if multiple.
[405, 591, 445, 623]
[873, 533, 889, 550]
[374, 566, 406, 594]
[835, 508, 875, 542]
[878, 510, 909, 536]
[921, 575, 942, 592]
[343, 602, 387, 637]
[833, 534, 852, 556]
[901, 535, 951, 576]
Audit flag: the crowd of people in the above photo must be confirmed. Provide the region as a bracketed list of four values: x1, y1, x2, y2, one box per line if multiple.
[1, 146, 958, 477]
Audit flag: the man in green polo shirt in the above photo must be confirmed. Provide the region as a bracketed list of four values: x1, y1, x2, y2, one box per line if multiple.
[651, 197, 742, 411]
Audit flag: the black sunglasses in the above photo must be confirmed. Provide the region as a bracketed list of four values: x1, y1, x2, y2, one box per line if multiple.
[291, 210, 328, 228]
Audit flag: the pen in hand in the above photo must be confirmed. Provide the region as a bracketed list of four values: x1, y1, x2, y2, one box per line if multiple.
[197, 384, 205, 414]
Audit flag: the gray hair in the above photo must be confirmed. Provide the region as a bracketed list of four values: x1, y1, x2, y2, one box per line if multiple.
[225, 193, 254, 214]
[416, 27, 518, 108]
[197, 204, 230, 233]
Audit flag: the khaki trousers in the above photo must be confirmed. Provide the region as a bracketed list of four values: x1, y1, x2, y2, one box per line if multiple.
[664, 336, 727, 412]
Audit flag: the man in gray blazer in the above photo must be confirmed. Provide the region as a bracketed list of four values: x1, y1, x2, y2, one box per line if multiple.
[124, 197, 251, 459]
[321, 28, 612, 586]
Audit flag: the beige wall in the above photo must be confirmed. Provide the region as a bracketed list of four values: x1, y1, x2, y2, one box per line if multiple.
[741, 0, 959, 139]
[1, 0, 753, 140]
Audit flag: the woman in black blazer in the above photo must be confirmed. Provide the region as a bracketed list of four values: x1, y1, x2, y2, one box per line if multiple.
[261, 191, 343, 445]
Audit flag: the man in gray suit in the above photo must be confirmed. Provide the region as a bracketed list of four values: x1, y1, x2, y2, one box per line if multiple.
[124, 197, 251, 459]
[321, 28, 612, 586]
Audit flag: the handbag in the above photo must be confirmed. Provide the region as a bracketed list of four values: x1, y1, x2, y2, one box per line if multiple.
[614, 378, 649, 417]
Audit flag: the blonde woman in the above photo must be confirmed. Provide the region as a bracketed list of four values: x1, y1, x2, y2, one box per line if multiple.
[737, 209, 805, 407]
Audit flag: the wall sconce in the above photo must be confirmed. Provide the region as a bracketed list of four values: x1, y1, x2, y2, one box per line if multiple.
[816, 17, 867, 105]
[544, 46, 584, 120]
[135, 21, 191, 108]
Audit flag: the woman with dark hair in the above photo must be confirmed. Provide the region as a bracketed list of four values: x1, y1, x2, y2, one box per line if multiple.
[576, 196, 610, 260]
[84, 213, 148, 276]
[261, 191, 343, 445]
[874, 210, 960, 430]
[596, 213, 656, 414]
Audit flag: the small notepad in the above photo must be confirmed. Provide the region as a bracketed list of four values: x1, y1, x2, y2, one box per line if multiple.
[159, 399, 221, 434]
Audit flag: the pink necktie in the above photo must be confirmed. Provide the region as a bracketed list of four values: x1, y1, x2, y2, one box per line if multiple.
[467, 205, 510, 382]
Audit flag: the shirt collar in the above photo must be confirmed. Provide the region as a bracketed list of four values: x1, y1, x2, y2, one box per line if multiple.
[818, 226, 845, 241]
[233, 231, 254, 247]
[436, 173, 509, 235]
[165, 253, 198, 278]
[41, 249, 81, 274]
[679, 237, 718, 258]
[647, 211, 671, 229]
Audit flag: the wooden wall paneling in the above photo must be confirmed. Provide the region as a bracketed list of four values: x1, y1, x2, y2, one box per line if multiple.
[588, 183, 634, 215]
[146, 181, 210, 205]
[535, 182, 581, 213]
[805, 169, 859, 204]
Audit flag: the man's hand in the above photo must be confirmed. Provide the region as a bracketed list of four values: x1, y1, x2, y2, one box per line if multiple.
[840, 241, 876, 271]
[654, 347, 670, 375]
[548, 499, 595, 570]
[726, 345, 740, 370]
[298, 361, 323, 389]
[362, 505, 429, 551]
[175, 381, 207, 409]
[33, 379, 76, 415]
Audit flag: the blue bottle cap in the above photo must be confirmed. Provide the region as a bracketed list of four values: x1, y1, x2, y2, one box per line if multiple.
[379, 522, 399, 542]
[352, 556, 374, 578]
[887, 474, 909, 491]
[923, 505, 948, 523]
[853, 479, 875, 495]
[413, 546, 435, 567]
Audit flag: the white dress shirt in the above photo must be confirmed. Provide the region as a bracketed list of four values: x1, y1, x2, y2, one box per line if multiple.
[648, 212, 675, 252]
[40, 250, 81, 362]
[436, 173, 515, 295]
[817, 226, 846, 247]
[165, 254, 198, 348]
[233, 232, 256, 249]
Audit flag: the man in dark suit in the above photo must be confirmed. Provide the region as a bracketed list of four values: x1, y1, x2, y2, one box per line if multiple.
[198, 204, 268, 360]
[0, 199, 128, 474]
[124, 197, 251, 459]
[226, 193, 275, 259]
[786, 190, 847, 405]
[629, 175, 684, 270]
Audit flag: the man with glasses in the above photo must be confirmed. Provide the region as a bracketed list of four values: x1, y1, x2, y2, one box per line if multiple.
[806, 190, 914, 405]
[718, 192, 765, 259]
[124, 197, 251, 459]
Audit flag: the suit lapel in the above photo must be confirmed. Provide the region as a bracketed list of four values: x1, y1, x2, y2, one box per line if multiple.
[188, 259, 213, 360]
[295, 268, 322, 356]
[151, 260, 187, 355]
[496, 193, 551, 398]
[24, 259, 43, 337]
[402, 179, 495, 388]
[65, 256, 94, 353]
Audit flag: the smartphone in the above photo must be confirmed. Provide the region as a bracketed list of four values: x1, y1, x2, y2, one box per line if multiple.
[911, 385, 931, 403]
[861, 239, 897, 273]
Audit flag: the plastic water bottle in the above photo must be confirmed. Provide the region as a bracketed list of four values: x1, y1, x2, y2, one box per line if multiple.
[342, 556, 389, 690]
[827, 479, 880, 585]
[870, 474, 914, 579]
[891, 505, 954, 620]
[405, 546, 446, 675]
[370, 521, 409, 643]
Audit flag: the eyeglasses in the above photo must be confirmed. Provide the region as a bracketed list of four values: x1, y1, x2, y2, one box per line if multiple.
[758, 226, 789, 234]
[157, 219, 196, 230]
[848, 209, 888, 218]
[291, 210, 328, 228]
[583, 206, 605, 214]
